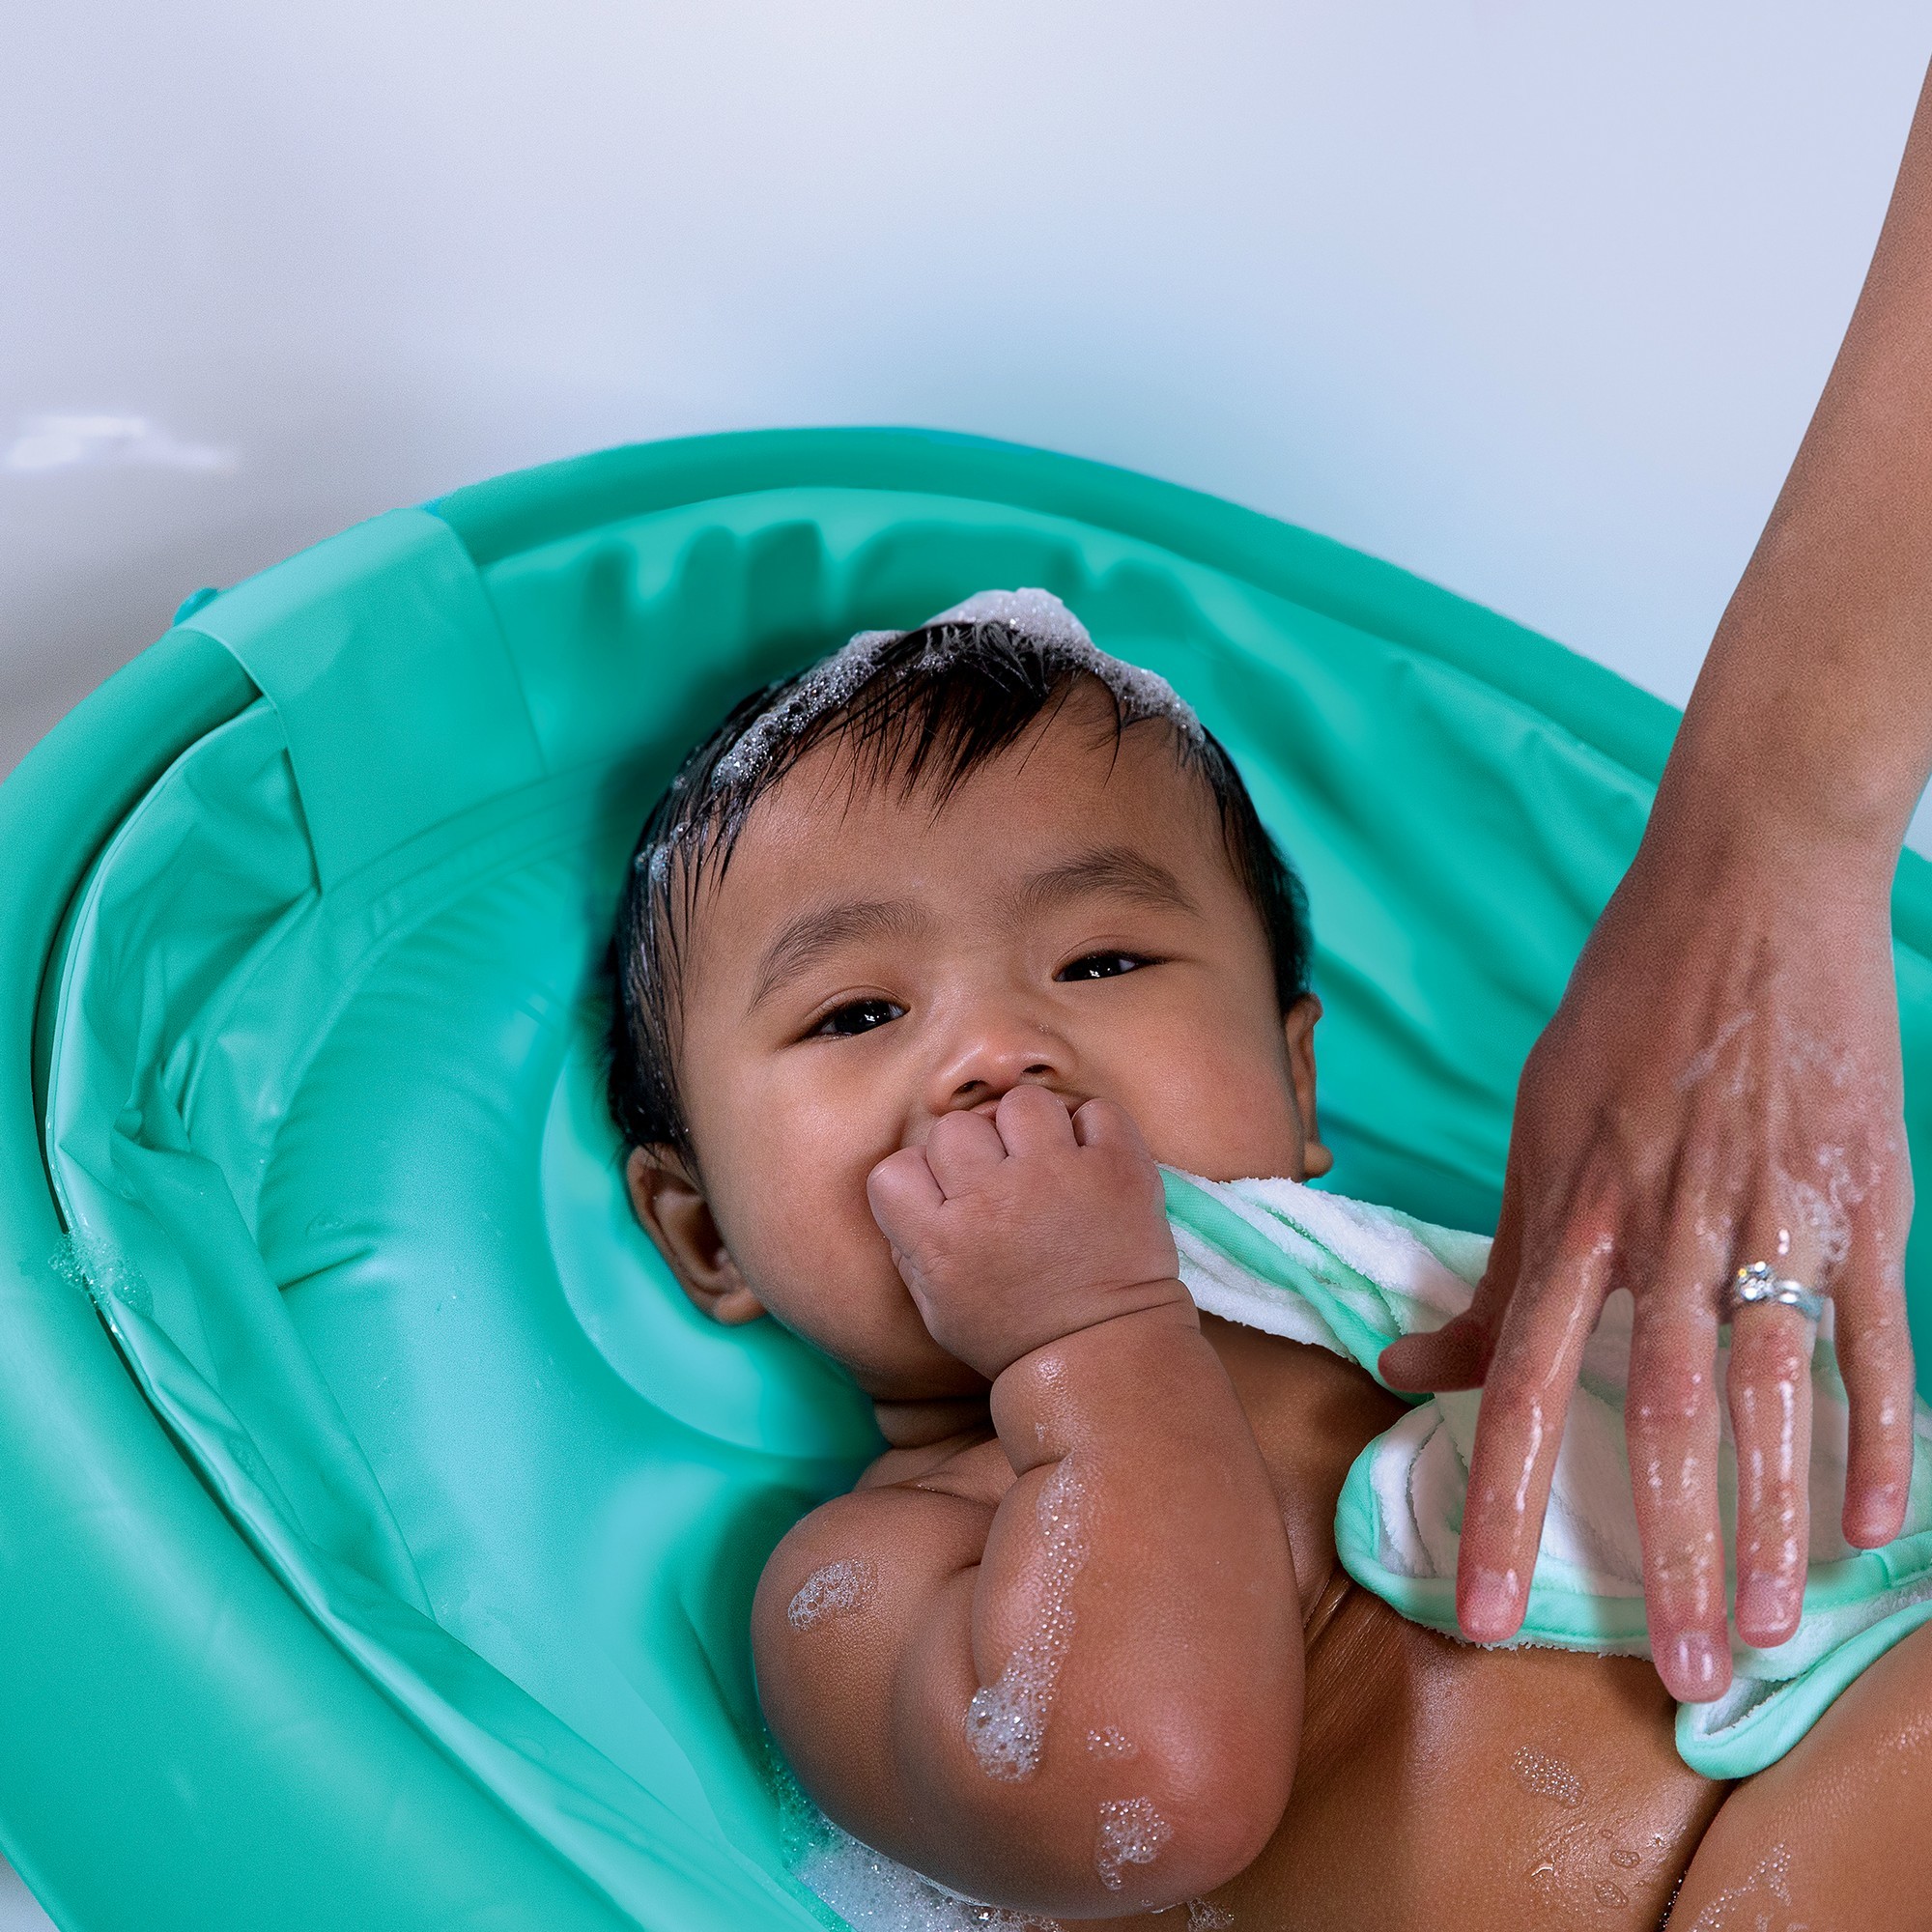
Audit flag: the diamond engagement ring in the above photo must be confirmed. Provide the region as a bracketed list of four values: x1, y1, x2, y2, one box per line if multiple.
[1724, 1262, 1826, 1325]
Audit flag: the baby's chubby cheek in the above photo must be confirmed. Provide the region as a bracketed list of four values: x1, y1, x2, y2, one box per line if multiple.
[1099, 1034, 1308, 1184]
[704, 1122, 979, 1394]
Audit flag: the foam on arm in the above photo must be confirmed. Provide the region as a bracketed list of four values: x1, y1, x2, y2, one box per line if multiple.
[752, 1303, 1300, 1919]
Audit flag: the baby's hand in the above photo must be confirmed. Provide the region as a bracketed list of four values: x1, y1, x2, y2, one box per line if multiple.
[867, 1087, 1187, 1380]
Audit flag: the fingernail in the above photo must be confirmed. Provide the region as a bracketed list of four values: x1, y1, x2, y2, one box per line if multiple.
[1461, 1567, 1520, 1641]
[1668, 1632, 1726, 1700]
[1846, 1488, 1904, 1548]
[1734, 1577, 1797, 1645]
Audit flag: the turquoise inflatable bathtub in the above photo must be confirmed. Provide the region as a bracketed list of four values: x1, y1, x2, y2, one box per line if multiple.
[3, 429, 1930, 1931]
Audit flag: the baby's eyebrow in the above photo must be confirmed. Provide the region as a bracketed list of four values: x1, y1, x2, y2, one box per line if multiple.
[1007, 845, 1199, 923]
[750, 896, 929, 1009]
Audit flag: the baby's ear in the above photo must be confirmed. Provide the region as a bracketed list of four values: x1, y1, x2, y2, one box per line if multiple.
[1283, 994, 1333, 1180]
[625, 1147, 768, 1326]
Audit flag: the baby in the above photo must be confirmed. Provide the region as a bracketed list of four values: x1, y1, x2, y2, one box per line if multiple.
[608, 591, 1932, 1929]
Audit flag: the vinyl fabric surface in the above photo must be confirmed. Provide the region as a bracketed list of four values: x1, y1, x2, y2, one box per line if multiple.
[5, 429, 1931, 1931]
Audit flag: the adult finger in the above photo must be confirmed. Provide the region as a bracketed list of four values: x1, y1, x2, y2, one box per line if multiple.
[1380, 1170, 1524, 1394]
[1725, 1208, 1820, 1649]
[1834, 1168, 1918, 1548]
[922, 1108, 1009, 1195]
[1625, 1224, 1729, 1701]
[1454, 1224, 1609, 1642]
[1378, 1313, 1495, 1393]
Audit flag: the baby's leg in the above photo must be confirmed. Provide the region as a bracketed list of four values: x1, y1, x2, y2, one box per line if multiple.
[1670, 1620, 1932, 1928]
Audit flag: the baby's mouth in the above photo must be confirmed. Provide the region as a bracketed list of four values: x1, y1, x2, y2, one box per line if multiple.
[963, 1083, 1085, 1122]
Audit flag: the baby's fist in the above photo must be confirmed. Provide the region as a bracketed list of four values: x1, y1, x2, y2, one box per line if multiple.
[866, 1087, 1186, 1379]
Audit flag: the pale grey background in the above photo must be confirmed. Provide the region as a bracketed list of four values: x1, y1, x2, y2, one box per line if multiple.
[4, 6, 1931, 1923]
[7, 4, 1932, 829]
[0, 1861, 47, 1932]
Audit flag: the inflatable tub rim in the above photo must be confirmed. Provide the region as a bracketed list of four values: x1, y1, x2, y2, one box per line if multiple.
[6, 425, 1932, 1932]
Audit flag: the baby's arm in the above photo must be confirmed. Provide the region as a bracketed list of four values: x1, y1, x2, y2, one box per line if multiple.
[753, 1089, 1300, 1918]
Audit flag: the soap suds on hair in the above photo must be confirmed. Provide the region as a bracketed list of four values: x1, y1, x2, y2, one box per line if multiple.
[709, 588, 1200, 796]
[919, 591, 1203, 746]
[1094, 1795, 1173, 1891]
[710, 627, 898, 790]
[965, 1458, 1091, 1780]
[788, 1558, 878, 1631]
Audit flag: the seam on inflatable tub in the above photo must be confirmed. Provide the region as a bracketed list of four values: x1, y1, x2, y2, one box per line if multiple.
[23, 646, 264, 1200]
[38, 699, 282, 1229]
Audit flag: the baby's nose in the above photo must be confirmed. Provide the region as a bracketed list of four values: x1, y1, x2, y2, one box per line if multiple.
[954, 1062, 1061, 1115]
[929, 1006, 1075, 1119]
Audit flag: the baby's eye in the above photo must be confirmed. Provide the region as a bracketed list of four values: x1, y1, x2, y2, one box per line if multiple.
[812, 997, 906, 1038]
[1056, 952, 1151, 982]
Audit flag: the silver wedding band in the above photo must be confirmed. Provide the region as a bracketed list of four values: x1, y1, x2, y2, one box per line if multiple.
[1723, 1261, 1826, 1326]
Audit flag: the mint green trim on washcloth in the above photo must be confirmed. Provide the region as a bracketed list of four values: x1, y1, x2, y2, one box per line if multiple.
[1160, 1172, 1423, 1383]
[1159, 1168, 1932, 1780]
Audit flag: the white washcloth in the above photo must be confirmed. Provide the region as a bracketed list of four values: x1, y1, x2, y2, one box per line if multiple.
[1162, 1167, 1932, 1777]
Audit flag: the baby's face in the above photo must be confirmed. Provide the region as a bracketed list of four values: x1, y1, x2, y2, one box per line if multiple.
[631, 686, 1326, 1400]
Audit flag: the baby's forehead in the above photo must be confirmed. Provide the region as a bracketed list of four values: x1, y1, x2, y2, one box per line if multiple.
[702, 700, 1225, 938]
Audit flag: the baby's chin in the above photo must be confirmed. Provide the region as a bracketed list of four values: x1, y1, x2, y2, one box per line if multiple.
[833, 1322, 989, 1404]
[771, 1279, 987, 1403]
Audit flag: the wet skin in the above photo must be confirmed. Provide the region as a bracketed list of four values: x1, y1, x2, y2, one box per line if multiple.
[625, 684, 1932, 1926]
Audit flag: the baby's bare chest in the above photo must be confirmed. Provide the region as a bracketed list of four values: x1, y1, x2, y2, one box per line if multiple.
[1205, 1584, 1724, 1931]
[1215, 1327, 1722, 1927]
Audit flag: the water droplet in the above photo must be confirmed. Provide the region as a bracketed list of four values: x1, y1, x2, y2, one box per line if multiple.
[1511, 1746, 1583, 1807]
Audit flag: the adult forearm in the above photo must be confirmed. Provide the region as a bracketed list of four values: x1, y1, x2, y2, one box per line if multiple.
[1657, 60, 1932, 868]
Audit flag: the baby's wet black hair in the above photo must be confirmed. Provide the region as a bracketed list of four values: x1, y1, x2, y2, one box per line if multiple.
[606, 604, 1312, 1168]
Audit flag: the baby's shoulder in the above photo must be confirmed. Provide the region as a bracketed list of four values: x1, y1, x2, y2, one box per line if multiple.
[754, 1429, 1009, 1662]
[750, 1429, 1012, 1804]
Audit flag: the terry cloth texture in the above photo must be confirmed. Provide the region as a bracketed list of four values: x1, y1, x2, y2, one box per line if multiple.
[1162, 1168, 1932, 1779]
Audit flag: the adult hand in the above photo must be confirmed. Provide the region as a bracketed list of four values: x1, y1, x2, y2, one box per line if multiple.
[1380, 821, 1916, 1701]
[1378, 52, 1932, 1703]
